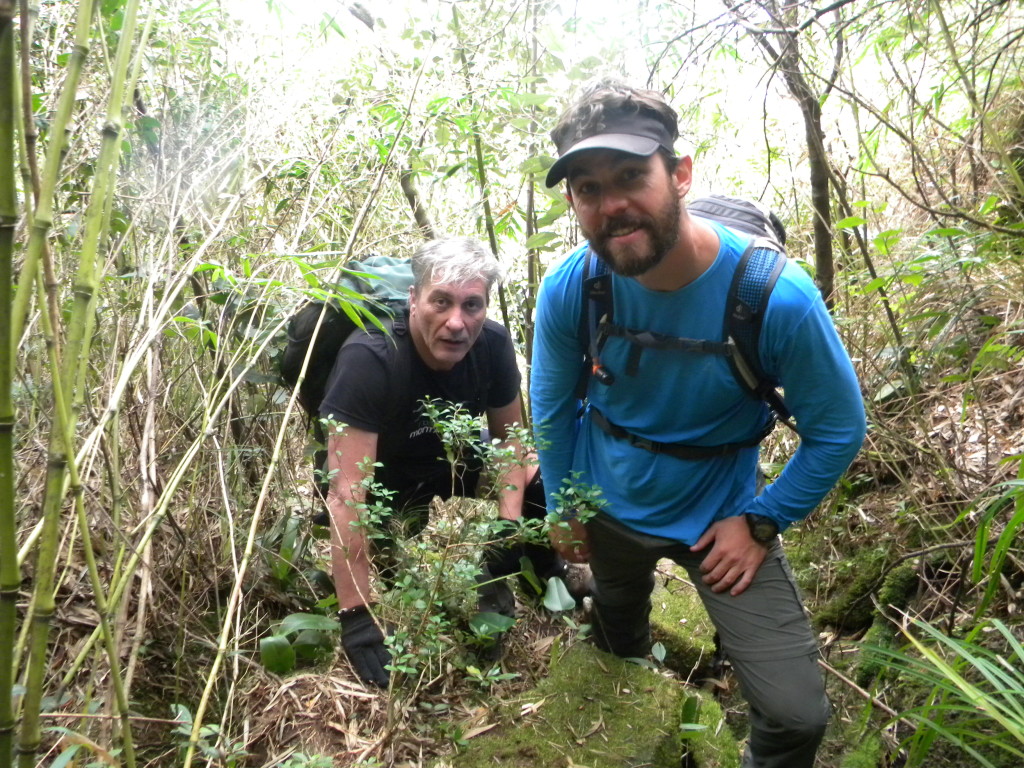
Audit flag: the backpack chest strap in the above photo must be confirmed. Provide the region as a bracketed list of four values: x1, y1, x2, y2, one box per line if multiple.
[597, 321, 732, 376]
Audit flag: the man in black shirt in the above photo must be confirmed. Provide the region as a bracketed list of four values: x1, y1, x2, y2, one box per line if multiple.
[319, 237, 558, 687]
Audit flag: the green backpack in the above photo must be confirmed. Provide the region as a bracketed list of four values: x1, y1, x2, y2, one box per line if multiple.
[279, 254, 414, 418]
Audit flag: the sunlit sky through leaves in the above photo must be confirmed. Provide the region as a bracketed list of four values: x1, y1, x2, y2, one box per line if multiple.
[217, 0, 807, 204]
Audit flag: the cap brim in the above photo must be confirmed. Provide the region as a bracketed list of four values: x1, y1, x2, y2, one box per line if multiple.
[545, 134, 662, 187]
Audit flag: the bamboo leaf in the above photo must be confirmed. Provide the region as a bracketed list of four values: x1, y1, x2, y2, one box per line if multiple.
[525, 231, 559, 250]
[469, 612, 515, 638]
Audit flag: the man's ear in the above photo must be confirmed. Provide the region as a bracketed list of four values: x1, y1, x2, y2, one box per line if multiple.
[673, 156, 693, 198]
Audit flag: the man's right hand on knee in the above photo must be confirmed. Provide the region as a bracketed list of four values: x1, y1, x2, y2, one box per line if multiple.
[338, 604, 390, 687]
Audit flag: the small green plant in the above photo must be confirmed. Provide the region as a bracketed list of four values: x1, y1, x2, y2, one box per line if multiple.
[171, 704, 249, 766]
[968, 458, 1024, 617]
[258, 613, 339, 674]
[464, 663, 520, 689]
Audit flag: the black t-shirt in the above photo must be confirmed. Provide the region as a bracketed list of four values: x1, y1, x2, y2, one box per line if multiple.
[318, 316, 521, 503]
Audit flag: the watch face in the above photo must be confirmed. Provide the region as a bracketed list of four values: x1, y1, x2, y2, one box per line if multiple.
[746, 514, 778, 543]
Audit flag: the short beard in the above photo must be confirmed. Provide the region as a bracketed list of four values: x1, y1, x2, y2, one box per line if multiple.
[585, 188, 681, 278]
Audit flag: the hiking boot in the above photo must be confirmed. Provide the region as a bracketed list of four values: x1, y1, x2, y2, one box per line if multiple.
[562, 563, 593, 603]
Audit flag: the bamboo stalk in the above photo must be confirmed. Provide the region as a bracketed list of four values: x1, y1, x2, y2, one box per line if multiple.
[15, 3, 144, 763]
[17, 0, 40, 205]
[16, 278, 71, 767]
[17, 270, 137, 768]
[62, 0, 140, 409]
[0, 3, 20, 766]
[9, 0, 96, 355]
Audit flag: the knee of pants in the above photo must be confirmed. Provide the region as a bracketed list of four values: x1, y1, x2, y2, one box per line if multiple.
[759, 696, 830, 739]
[749, 676, 830, 737]
[735, 652, 830, 733]
[590, 566, 656, 608]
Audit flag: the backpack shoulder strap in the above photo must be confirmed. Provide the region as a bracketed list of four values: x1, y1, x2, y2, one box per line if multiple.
[576, 248, 614, 398]
[380, 314, 416, 429]
[724, 238, 794, 426]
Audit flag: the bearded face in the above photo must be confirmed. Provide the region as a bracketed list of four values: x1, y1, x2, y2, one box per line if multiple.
[566, 150, 683, 278]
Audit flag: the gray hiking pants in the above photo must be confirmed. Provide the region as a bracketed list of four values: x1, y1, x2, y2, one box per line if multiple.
[586, 512, 829, 768]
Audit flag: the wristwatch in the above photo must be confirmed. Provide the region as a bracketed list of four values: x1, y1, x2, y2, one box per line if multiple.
[744, 513, 779, 545]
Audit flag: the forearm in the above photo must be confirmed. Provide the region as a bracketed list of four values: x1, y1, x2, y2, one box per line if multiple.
[329, 492, 374, 610]
[752, 431, 864, 527]
[756, 288, 867, 527]
[323, 426, 380, 610]
[496, 458, 527, 521]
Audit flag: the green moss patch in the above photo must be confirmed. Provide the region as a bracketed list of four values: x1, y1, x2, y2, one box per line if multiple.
[441, 644, 738, 768]
[651, 563, 717, 676]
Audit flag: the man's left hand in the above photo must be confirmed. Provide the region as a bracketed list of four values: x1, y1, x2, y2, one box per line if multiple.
[690, 516, 767, 596]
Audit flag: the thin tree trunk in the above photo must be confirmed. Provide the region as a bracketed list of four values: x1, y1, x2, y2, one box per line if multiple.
[399, 169, 436, 239]
[722, 0, 838, 304]
[450, 7, 512, 334]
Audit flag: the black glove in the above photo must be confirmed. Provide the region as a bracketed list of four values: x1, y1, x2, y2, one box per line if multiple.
[339, 605, 390, 687]
[484, 519, 525, 577]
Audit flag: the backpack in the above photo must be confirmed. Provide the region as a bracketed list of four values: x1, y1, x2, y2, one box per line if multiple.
[577, 195, 796, 461]
[280, 254, 415, 418]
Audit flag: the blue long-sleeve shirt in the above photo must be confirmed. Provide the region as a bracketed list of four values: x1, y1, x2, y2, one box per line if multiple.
[530, 223, 866, 544]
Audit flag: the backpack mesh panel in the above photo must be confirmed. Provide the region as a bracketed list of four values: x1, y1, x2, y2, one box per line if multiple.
[730, 246, 782, 382]
[736, 247, 779, 311]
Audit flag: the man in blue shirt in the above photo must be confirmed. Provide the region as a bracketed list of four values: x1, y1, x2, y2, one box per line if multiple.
[531, 79, 866, 768]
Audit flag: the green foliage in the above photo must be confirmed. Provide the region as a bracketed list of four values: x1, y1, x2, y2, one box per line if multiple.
[968, 462, 1024, 617]
[272, 753, 333, 768]
[864, 618, 1024, 767]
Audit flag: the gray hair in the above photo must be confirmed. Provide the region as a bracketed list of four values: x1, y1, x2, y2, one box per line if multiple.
[410, 237, 502, 295]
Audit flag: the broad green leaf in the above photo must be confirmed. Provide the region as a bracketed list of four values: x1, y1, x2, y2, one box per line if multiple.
[537, 199, 568, 228]
[469, 612, 516, 638]
[50, 745, 83, 768]
[293, 629, 332, 661]
[651, 641, 666, 662]
[519, 155, 550, 175]
[277, 612, 340, 637]
[543, 576, 576, 612]
[925, 227, 967, 238]
[259, 635, 296, 674]
[509, 92, 552, 107]
[836, 216, 865, 229]
[873, 229, 903, 256]
[862, 276, 886, 294]
[518, 557, 543, 595]
[979, 194, 1001, 215]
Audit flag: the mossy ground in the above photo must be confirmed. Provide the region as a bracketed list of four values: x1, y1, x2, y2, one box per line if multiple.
[440, 562, 738, 768]
[438, 644, 738, 768]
